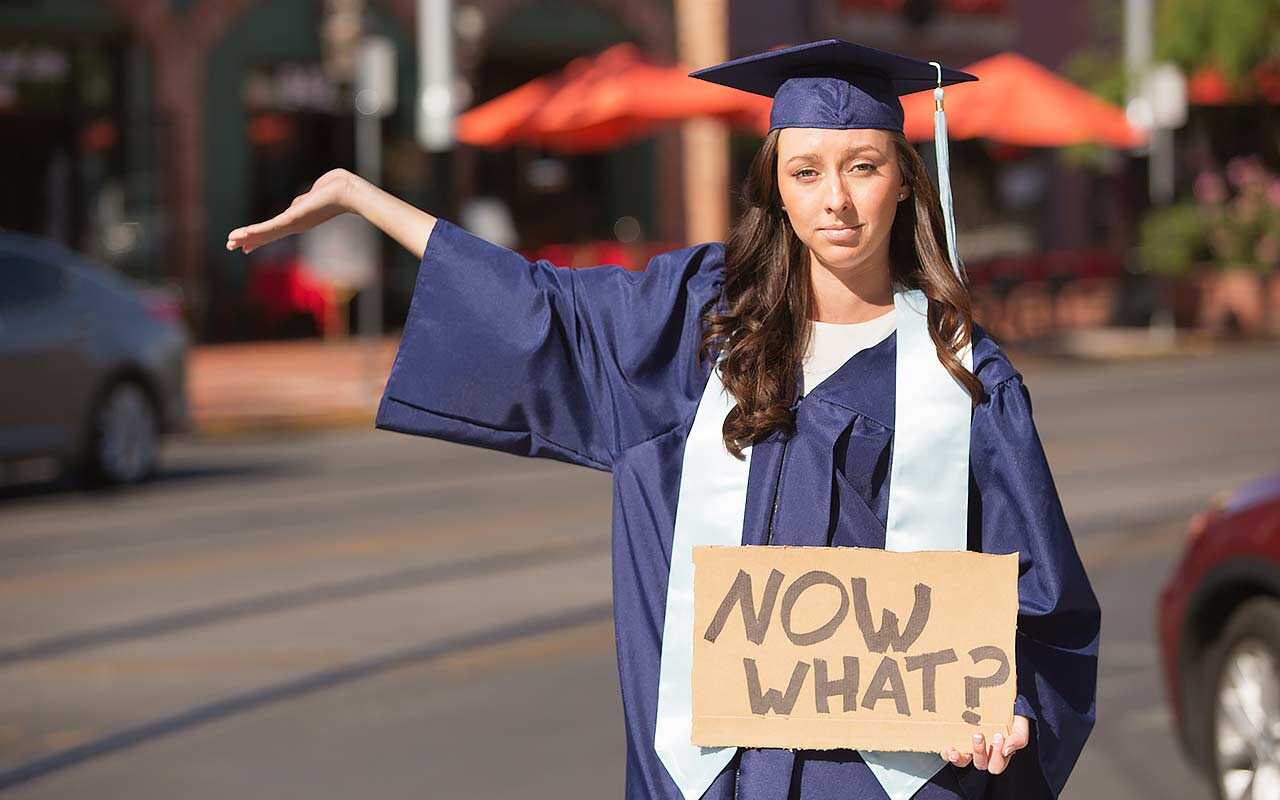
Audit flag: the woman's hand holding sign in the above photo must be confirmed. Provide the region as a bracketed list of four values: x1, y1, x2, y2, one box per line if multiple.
[942, 714, 1030, 774]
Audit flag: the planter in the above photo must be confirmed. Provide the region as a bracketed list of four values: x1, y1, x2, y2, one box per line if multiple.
[1169, 273, 1203, 328]
[1195, 265, 1269, 337]
[1267, 270, 1280, 336]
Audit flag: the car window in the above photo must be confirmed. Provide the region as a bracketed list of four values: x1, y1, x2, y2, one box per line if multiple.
[0, 254, 65, 309]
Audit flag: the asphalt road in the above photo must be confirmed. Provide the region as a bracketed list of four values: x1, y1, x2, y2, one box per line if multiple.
[2, 345, 1278, 799]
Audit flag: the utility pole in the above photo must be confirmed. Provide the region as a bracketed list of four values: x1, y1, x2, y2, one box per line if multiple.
[675, 0, 729, 245]
[416, 0, 457, 152]
[1126, 0, 1170, 205]
[1126, 0, 1187, 339]
[355, 37, 397, 339]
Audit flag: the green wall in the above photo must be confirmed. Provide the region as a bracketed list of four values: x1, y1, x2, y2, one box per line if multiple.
[0, 0, 121, 33]
[203, 0, 667, 335]
[203, 0, 416, 311]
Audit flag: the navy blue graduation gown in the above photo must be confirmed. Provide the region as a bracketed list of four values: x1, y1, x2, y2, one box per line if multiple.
[375, 218, 1101, 800]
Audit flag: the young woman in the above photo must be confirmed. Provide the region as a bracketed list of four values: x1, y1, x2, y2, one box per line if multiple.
[228, 40, 1098, 800]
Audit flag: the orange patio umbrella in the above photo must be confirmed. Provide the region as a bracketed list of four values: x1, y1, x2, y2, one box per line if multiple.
[457, 42, 768, 153]
[899, 51, 1147, 148]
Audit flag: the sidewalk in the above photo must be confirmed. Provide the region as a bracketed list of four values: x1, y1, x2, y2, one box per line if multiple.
[187, 328, 1276, 438]
[189, 337, 398, 437]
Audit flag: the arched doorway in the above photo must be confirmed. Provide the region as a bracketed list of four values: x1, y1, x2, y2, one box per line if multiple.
[202, 0, 417, 340]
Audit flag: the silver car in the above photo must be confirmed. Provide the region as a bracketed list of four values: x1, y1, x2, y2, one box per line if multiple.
[0, 232, 189, 486]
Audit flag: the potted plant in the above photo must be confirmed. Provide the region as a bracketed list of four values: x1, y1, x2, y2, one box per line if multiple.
[1192, 156, 1280, 337]
[1136, 200, 1209, 328]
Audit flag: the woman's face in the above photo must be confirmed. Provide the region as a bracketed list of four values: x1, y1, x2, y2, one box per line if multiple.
[775, 127, 907, 275]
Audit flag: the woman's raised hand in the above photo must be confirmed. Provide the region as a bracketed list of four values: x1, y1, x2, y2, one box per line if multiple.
[226, 168, 361, 254]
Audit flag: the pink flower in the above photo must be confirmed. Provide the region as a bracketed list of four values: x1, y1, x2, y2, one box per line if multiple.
[1226, 154, 1265, 190]
[1231, 192, 1261, 221]
[1194, 170, 1227, 205]
[1267, 178, 1280, 208]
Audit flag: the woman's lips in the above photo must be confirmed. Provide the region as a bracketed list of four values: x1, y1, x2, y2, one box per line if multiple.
[818, 224, 863, 243]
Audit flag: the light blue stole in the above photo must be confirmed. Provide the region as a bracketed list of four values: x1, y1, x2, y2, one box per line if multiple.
[654, 287, 974, 800]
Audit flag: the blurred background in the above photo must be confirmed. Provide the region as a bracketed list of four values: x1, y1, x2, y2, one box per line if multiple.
[1, 0, 1279, 798]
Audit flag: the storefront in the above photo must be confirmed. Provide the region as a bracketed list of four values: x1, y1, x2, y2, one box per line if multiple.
[2, 0, 683, 341]
[0, 0, 165, 283]
[4, 0, 1115, 343]
[200, 0, 418, 339]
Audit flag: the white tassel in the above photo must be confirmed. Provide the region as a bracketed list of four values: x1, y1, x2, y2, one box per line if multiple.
[929, 63, 966, 285]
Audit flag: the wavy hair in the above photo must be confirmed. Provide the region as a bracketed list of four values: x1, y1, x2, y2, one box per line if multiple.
[697, 127, 986, 459]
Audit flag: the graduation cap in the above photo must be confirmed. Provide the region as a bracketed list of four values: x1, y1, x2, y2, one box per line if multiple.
[688, 38, 979, 282]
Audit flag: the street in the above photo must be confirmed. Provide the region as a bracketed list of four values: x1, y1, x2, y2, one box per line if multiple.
[2, 346, 1278, 799]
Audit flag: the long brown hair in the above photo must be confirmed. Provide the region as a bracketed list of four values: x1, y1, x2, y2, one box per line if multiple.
[698, 128, 986, 459]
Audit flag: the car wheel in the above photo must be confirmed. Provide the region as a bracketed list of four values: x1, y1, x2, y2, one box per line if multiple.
[86, 380, 159, 486]
[1204, 597, 1280, 800]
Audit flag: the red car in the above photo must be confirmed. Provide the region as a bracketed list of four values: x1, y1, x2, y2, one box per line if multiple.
[1157, 470, 1280, 800]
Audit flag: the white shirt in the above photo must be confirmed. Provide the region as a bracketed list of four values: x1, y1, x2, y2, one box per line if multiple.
[801, 307, 897, 395]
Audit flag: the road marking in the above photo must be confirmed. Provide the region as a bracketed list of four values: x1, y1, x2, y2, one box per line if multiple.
[1079, 519, 1188, 568]
[0, 601, 613, 790]
[1121, 706, 1172, 732]
[405, 618, 615, 678]
[0, 463, 595, 548]
[0, 535, 610, 665]
[0, 504, 603, 598]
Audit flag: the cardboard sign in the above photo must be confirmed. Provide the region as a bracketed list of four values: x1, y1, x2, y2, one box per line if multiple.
[692, 545, 1018, 753]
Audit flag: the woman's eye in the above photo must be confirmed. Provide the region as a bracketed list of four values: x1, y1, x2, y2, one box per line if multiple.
[794, 164, 873, 179]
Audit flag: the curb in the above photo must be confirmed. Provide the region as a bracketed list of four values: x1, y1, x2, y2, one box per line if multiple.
[187, 332, 1277, 439]
[192, 408, 376, 439]
[1006, 329, 1277, 369]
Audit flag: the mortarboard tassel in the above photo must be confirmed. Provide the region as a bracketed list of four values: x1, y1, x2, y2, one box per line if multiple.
[929, 62, 966, 285]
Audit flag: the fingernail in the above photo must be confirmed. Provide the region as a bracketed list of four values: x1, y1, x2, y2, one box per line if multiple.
[972, 734, 982, 743]
[993, 733, 1003, 745]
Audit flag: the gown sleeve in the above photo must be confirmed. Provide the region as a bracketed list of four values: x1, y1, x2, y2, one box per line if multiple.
[970, 373, 1101, 798]
[375, 217, 726, 472]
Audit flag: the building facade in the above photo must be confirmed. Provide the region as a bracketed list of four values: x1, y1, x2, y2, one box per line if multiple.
[2, 0, 1107, 341]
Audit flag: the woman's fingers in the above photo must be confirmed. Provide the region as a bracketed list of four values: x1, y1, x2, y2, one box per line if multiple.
[226, 171, 352, 254]
[227, 202, 318, 253]
[227, 219, 286, 253]
[950, 718, 1028, 774]
[970, 733, 989, 770]
[942, 719, 1030, 774]
[226, 208, 296, 252]
[986, 732, 1009, 774]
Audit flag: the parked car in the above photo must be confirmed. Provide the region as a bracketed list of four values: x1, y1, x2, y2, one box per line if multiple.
[0, 232, 190, 486]
[1157, 470, 1280, 800]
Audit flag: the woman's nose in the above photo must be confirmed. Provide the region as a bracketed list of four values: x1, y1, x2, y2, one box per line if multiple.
[825, 176, 852, 212]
